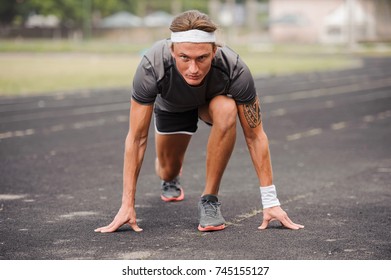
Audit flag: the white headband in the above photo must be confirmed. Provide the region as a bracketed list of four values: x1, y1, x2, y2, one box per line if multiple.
[171, 29, 216, 43]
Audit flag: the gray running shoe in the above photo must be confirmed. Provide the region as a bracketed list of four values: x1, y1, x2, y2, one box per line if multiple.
[198, 195, 226, 231]
[161, 177, 184, 202]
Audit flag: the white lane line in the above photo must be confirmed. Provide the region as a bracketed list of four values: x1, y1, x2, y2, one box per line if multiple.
[304, 128, 323, 137]
[378, 110, 391, 120]
[226, 192, 315, 226]
[377, 167, 391, 173]
[0, 131, 13, 139]
[59, 211, 98, 219]
[270, 108, 286, 117]
[0, 194, 28, 200]
[0, 115, 128, 141]
[116, 115, 128, 122]
[286, 109, 391, 142]
[0, 102, 130, 123]
[1, 109, 388, 142]
[324, 100, 335, 108]
[363, 115, 376, 123]
[286, 133, 302, 141]
[331, 122, 347, 130]
[72, 119, 106, 129]
[363, 110, 391, 123]
[286, 128, 323, 141]
[49, 124, 65, 132]
[0, 129, 35, 140]
[263, 77, 391, 104]
[227, 182, 338, 226]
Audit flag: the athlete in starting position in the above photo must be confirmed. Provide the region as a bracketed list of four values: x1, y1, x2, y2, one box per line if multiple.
[95, 10, 304, 233]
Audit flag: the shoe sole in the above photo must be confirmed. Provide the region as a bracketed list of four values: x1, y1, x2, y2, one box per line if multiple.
[197, 224, 226, 232]
[161, 187, 184, 202]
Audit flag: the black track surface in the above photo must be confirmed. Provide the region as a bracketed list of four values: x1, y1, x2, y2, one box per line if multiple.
[1, 57, 390, 260]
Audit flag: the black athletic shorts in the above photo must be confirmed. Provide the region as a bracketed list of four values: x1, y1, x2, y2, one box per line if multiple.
[154, 107, 199, 135]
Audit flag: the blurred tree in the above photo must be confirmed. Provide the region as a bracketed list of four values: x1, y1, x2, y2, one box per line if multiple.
[181, 0, 208, 13]
[93, 0, 137, 17]
[0, 0, 136, 27]
[0, 0, 18, 25]
[16, 0, 86, 28]
[0, 0, 211, 28]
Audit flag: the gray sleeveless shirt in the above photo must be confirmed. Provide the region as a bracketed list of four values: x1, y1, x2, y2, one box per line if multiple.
[131, 39, 256, 112]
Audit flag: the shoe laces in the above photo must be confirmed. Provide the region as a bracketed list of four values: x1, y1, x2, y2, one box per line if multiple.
[201, 200, 221, 217]
[162, 178, 180, 191]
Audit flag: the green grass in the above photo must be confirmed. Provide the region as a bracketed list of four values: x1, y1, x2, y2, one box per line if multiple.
[0, 39, 376, 96]
[0, 53, 142, 95]
[0, 39, 148, 54]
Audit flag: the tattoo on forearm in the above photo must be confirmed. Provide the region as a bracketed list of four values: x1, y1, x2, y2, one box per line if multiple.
[243, 97, 262, 128]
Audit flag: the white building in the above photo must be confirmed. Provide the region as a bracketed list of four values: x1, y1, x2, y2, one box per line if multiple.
[269, 0, 391, 44]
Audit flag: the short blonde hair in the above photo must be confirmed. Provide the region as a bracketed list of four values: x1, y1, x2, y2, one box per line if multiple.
[170, 10, 218, 50]
[170, 10, 217, 33]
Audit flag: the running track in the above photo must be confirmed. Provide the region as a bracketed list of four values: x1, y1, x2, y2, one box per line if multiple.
[0, 57, 390, 260]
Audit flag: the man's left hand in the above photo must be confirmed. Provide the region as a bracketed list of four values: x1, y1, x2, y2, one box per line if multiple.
[259, 206, 304, 230]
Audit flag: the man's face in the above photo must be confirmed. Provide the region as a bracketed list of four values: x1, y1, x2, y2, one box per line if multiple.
[171, 42, 216, 86]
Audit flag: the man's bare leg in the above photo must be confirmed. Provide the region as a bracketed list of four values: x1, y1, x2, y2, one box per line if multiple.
[199, 95, 237, 196]
[155, 133, 192, 181]
[155, 133, 192, 201]
[197, 95, 237, 231]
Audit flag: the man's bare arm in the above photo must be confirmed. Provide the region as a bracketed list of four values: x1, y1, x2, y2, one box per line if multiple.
[238, 96, 304, 230]
[95, 99, 153, 233]
[242, 96, 262, 128]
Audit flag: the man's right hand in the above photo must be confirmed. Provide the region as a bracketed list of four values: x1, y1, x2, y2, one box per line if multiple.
[94, 205, 143, 233]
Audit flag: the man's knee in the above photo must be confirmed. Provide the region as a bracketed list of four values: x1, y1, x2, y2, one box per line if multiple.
[210, 96, 237, 129]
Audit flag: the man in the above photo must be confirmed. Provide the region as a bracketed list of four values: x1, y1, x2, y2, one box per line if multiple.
[95, 10, 303, 233]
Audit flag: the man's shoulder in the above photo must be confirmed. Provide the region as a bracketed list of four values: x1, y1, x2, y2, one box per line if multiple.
[140, 39, 173, 76]
[144, 39, 172, 62]
[213, 45, 249, 77]
[217, 45, 240, 60]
